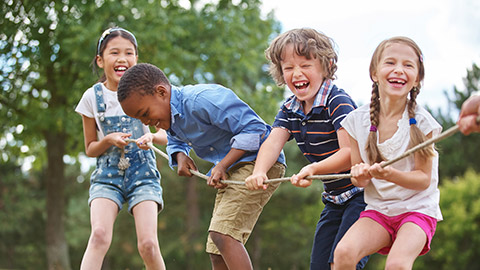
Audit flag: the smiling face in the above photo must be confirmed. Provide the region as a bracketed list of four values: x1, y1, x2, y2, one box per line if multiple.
[96, 36, 137, 91]
[120, 85, 172, 130]
[280, 43, 326, 113]
[372, 42, 420, 101]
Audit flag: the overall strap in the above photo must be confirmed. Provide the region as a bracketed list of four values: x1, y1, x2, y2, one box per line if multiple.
[93, 83, 106, 121]
[94, 83, 106, 113]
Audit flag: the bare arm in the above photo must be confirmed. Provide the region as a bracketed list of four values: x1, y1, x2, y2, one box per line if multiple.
[81, 115, 129, 157]
[291, 128, 352, 188]
[245, 127, 290, 190]
[368, 133, 433, 191]
[349, 133, 372, 187]
[209, 148, 246, 189]
[136, 128, 168, 150]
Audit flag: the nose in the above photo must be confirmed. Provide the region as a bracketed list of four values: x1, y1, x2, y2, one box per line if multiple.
[393, 64, 404, 74]
[292, 66, 302, 77]
[117, 53, 128, 62]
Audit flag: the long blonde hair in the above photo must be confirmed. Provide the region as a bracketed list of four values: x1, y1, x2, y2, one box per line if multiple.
[366, 36, 435, 164]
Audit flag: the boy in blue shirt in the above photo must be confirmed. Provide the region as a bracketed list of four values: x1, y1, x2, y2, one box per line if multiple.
[245, 28, 368, 269]
[117, 63, 286, 270]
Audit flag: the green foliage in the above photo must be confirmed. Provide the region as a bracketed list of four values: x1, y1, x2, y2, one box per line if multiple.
[250, 182, 323, 269]
[0, 160, 46, 269]
[413, 170, 480, 269]
[432, 63, 480, 179]
[3, 0, 478, 268]
[1, 0, 286, 268]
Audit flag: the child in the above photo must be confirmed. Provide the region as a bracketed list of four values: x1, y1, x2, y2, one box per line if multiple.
[75, 28, 167, 270]
[117, 63, 286, 270]
[245, 28, 368, 270]
[458, 94, 480, 135]
[333, 36, 443, 270]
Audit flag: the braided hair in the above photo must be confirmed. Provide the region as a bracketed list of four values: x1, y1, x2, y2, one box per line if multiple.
[366, 36, 434, 164]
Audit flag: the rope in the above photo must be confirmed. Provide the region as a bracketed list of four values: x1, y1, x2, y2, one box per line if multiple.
[126, 115, 480, 185]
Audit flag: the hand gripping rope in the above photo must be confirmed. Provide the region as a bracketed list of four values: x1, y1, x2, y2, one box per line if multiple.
[125, 115, 480, 186]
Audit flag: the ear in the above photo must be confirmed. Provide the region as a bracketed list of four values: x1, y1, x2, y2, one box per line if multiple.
[371, 70, 378, 83]
[414, 77, 420, 88]
[155, 84, 169, 98]
[96, 55, 104, 68]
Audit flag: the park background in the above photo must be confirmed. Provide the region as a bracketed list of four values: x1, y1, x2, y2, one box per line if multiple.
[1, 0, 480, 269]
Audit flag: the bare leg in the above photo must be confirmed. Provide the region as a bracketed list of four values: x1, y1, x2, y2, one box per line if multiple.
[80, 198, 118, 270]
[209, 253, 229, 270]
[384, 222, 426, 270]
[209, 231, 253, 270]
[133, 201, 165, 270]
[333, 217, 391, 270]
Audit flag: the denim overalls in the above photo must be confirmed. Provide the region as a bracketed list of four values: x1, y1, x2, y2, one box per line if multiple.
[88, 83, 164, 213]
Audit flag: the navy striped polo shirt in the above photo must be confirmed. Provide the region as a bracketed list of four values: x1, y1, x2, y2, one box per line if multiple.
[273, 80, 361, 202]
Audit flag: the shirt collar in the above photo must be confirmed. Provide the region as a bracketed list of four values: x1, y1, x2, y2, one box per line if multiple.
[170, 85, 182, 125]
[284, 79, 333, 113]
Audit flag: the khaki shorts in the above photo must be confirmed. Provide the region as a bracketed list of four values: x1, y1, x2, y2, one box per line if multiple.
[206, 161, 285, 255]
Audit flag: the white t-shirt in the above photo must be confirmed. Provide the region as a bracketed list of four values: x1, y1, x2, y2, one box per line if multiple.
[75, 83, 150, 139]
[341, 103, 443, 221]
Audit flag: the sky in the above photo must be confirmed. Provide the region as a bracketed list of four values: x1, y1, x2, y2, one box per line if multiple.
[259, 0, 480, 111]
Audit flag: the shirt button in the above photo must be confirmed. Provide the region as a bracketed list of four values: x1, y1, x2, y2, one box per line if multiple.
[301, 121, 306, 126]
[210, 147, 214, 151]
[188, 142, 192, 146]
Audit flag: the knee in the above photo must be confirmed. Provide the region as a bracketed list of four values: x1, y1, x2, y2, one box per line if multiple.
[89, 227, 112, 250]
[209, 253, 225, 265]
[385, 258, 410, 270]
[333, 243, 356, 268]
[138, 238, 159, 259]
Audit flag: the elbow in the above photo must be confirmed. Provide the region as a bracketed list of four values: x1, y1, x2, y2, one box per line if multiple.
[419, 181, 430, 191]
[85, 152, 96, 158]
[84, 148, 97, 158]
[414, 178, 431, 191]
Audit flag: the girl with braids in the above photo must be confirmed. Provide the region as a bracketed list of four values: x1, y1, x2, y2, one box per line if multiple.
[333, 37, 442, 270]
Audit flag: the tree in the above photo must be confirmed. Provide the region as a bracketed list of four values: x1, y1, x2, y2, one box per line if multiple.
[432, 63, 480, 179]
[412, 170, 480, 269]
[1, 0, 283, 268]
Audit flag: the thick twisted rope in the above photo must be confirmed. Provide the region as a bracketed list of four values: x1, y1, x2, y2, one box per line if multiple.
[126, 115, 479, 185]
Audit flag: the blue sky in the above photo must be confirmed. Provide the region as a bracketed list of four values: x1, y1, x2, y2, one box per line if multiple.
[260, 0, 480, 112]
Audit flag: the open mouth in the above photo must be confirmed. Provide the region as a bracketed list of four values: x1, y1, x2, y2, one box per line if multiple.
[114, 66, 128, 76]
[388, 78, 406, 86]
[294, 81, 309, 90]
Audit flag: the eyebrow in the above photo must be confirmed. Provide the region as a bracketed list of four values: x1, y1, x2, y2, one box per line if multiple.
[134, 108, 148, 118]
[106, 47, 135, 51]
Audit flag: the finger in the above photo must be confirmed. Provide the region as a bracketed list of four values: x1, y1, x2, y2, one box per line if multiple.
[290, 175, 298, 185]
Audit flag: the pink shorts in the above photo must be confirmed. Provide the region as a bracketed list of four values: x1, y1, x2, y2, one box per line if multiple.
[360, 210, 437, 256]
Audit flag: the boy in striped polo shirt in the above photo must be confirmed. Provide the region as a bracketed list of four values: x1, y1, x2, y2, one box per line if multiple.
[245, 28, 368, 270]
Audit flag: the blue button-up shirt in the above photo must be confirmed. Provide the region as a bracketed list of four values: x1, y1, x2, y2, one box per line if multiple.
[166, 84, 285, 172]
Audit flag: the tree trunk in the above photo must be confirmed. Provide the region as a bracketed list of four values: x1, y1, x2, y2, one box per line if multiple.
[251, 227, 262, 269]
[45, 131, 71, 270]
[185, 177, 200, 270]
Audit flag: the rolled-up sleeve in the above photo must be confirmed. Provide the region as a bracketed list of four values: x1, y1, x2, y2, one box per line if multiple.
[230, 133, 261, 151]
